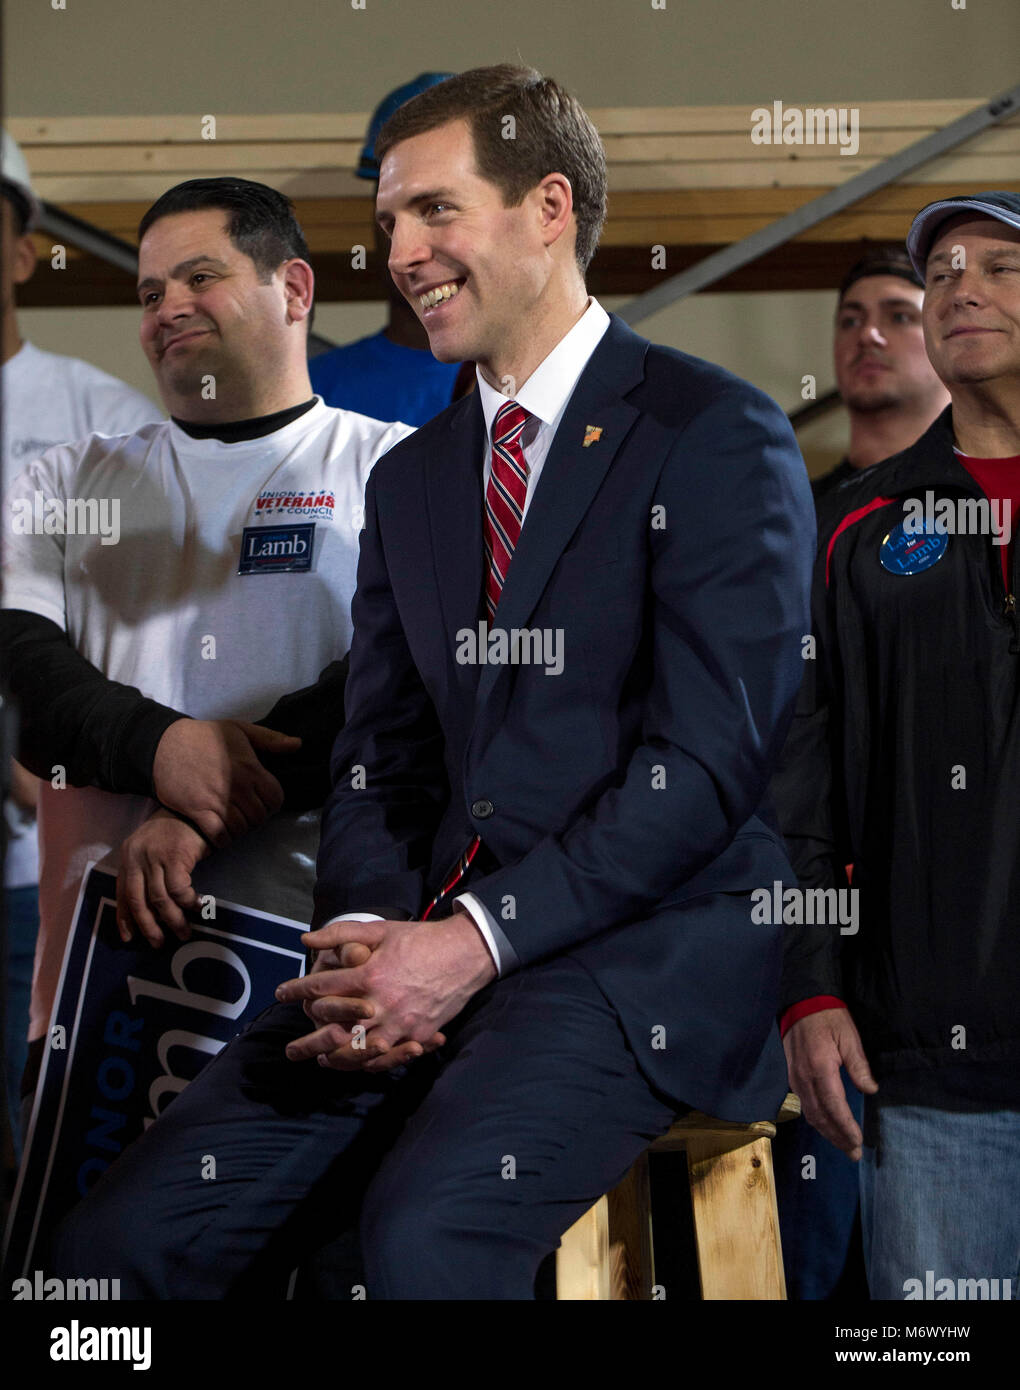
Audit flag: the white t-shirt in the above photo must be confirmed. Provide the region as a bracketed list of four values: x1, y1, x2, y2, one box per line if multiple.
[2, 341, 162, 889]
[2, 399, 413, 1038]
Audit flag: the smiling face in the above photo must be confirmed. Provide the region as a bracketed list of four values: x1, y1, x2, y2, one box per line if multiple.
[375, 119, 570, 383]
[922, 216, 1020, 389]
[833, 275, 938, 414]
[137, 208, 302, 416]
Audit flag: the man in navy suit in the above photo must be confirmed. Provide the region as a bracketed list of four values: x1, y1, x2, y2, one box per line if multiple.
[54, 65, 814, 1299]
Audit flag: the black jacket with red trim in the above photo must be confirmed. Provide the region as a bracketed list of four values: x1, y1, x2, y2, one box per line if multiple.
[773, 406, 1020, 1078]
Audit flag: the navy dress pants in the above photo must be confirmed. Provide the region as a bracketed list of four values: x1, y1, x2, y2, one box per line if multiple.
[52, 955, 681, 1299]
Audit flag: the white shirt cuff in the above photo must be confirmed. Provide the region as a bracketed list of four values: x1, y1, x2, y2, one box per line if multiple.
[453, 892, 516, 976]
[323, 906, 515, 977]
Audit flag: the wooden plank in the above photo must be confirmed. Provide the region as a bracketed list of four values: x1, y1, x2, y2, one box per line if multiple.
[12, 88, 1015, 209]
[7, 100, 995, 147]
[605, 1153, 655, 1300]
[556, 1196, 611, 1300]
[653, 1117, 777, 1150]
[587, 99, 992, 134]
[598, 216, 908, 246]
[32, 180, 1020, 275]
[27, 142, 365, 175]
[651, 1092, 797, 1148]
[47, 181, 1014, 232]
[7, 114, 369, 144]
[607, 181, 1020, 216]
[32, 153, 1020, 206]
[686, 1135, 786, 1300]
[23, 121, 1020, 181]
[601, 156, 1020, 191]
[778, 1093, 802, 1124]
[30, 171, 368, 203]
[601, 125, 1020, 163]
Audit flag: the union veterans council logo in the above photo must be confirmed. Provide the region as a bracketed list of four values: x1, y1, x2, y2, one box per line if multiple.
[238, 523, 316, 574]
[879, 519, 948, 576]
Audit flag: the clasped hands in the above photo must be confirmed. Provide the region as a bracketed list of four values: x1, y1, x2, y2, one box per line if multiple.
[276, 914, 497, 1073]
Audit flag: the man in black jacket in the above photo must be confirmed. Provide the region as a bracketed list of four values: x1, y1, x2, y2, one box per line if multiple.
[776, 191, 1020, 1301]
[775, 246, 950, 1303]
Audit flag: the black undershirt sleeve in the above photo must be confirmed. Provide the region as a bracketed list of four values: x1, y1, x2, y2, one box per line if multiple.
[0, 608, 186, 794]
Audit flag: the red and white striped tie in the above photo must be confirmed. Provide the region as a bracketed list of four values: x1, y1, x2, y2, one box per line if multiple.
[483, 400, 530, 621]
[422, 400, 531, 919]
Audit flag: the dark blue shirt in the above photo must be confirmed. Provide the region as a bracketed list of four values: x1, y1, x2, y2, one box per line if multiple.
[309, 331, 463, 427]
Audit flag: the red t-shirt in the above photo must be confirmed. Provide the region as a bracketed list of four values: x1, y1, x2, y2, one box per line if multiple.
[955, 449, 1020, 592]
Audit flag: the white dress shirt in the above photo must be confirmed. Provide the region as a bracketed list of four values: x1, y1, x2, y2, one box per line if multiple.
[334, 298, 612, 974]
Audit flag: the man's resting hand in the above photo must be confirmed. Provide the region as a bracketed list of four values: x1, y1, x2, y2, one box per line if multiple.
[783, 1007, 879, 1160]
[116, 808, 210, 948]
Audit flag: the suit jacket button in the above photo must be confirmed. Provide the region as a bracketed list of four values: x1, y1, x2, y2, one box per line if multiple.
[471, 798, 494, 819]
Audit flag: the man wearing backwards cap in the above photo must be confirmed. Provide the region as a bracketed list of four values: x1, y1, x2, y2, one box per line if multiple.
[776, 191, 1020, 1299]
[812, 245, 949, 510]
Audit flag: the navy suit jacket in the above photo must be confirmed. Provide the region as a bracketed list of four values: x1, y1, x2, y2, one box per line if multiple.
[314, 314, 815, 1118]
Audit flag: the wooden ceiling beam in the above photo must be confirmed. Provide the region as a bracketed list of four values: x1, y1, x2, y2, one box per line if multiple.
[11, 98, 1016, 307]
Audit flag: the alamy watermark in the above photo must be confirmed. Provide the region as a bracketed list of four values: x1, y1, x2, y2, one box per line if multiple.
[49, 1320, 151, 1370]
[12, 1270, 120, 1299]
[455, 622, 564, 676]
[750, 880, 859, 934]
[750, 101, 860, 157]
[903, 492, 1011, 546]
[903, 1270, 1013, 1300]
[9, 492, 120, 546]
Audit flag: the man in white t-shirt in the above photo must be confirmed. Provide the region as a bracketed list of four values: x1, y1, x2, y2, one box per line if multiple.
[1, 175, 412, 1106]
[1, 130, 162, 1147]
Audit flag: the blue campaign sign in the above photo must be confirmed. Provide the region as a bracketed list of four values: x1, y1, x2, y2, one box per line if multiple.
[2, 865, 307, 1278]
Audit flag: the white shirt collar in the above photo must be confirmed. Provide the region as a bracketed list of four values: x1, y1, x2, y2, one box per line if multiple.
[476, 298, 611, 444]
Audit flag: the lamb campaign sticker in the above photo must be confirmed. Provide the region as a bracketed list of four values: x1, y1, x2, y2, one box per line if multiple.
[238, 522, 315, 574]
[879, 520, 948, 576]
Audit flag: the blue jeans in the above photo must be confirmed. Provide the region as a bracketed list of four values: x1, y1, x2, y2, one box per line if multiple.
[860, 1075, 1020, 1301]
[3, 883, 39, 1165]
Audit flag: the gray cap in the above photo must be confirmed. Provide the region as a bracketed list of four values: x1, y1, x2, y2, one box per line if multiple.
[906, 191, 1020, 276]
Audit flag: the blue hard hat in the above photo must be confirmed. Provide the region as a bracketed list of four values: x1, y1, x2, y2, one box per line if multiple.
[357, 73, 455, 179]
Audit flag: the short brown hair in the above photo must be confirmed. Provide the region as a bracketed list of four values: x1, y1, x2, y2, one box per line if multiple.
[374, 65, 608, 273]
